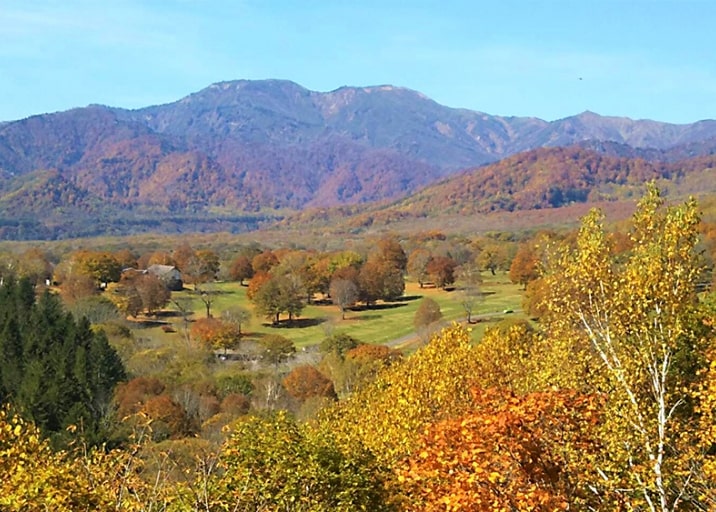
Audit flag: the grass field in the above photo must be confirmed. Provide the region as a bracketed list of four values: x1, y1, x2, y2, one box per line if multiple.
[128, 272, 526, 351]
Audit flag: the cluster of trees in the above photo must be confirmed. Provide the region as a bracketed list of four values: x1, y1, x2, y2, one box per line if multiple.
[105, 326, 407, 443]
[27, 244, 221, 311]
[109, 272, 171, 317]
[235, 233, 518, 326]
[240, 237, 408, 324]
[0, 243, 226, 324]
[0, 228, 523, 330]
[111, 374, 254, 442]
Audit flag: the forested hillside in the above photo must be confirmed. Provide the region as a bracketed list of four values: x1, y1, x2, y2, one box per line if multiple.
[388, 145, 716, 213]
[282, 145, 716, 231]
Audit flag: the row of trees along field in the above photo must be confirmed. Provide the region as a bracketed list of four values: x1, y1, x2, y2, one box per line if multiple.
[0, 231, 520, 334]
[0, 231, 572, 330]
[2, 186, 716, 509]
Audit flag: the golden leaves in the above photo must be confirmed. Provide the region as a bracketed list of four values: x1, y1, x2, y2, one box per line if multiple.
[0, 407, 109, 511]
[324, 324, 479, 466]
[537, 184, 709, 508]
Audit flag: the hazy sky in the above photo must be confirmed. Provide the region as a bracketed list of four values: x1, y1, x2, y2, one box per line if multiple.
[1, 0, 715, 123]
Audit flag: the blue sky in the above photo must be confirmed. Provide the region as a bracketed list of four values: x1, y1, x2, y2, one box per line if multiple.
[1, 0, 715, 124]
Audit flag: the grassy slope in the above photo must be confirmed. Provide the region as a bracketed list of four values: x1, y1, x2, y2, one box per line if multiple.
[128, 272, 526, 352]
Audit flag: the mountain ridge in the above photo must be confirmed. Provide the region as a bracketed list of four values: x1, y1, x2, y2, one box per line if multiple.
[1, 79, 715, 239]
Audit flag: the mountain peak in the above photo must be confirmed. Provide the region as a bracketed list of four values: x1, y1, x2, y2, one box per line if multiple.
[575, 110, 601, 119]
[323, 84, 432, 102]
[171, 79, 311, 108]
[207, 78, 307, 92]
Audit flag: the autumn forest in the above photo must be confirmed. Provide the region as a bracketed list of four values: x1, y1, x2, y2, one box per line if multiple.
[0, 183, 713, 511]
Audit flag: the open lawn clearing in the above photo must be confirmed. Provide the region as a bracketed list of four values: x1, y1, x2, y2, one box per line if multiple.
[125, 272, 525, 350]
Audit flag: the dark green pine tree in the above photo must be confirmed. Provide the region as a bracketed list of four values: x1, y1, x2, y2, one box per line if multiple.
[14, 277, 35, 320]
[17, 358, 54, 430]
[88, 328, 126, 411]
[0, 316, 23, 397]
[0, 279, 126, 447]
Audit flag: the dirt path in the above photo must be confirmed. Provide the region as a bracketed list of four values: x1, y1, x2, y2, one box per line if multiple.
[383, 310, 518, 350]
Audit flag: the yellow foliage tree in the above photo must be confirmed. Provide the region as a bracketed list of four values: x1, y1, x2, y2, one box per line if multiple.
[212, 411, 390, 511]
[693, 296, 716, 507]
[0, 407, 107, 511]
[324, 324, 479, 468]
[542, 184, 708, 510]
[473, 319, 540, 393]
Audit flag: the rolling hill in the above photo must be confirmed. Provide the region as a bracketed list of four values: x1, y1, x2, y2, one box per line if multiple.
[279, 146, 716, 233]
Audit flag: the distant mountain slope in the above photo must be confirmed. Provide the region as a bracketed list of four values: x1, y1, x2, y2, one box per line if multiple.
[0, 107, 151, 176]
[284, 146, 716, 230]
[134, 80, 536, 172]
[516, 111, 716, 152]
[393, 146, 669, 214]
[1, 79, 716, 238]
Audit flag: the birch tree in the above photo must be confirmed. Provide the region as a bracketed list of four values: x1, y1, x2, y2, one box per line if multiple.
[544, 185, 704, 510]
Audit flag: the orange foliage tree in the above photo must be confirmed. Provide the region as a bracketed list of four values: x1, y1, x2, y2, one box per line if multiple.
[228, 254, 254, 284]
[141, 395, 189, 441]
[426, 256, 457, 289]
[346, 343, 403, 367]
[397, 388, 604, 511]
[509, 241, 540, 289]
[282, 365, 337, 403]
[190, 317, 240, 352]
[251, 250, 279, 274]
[342, 344, 403, 393]
[114, 376, 166, 418]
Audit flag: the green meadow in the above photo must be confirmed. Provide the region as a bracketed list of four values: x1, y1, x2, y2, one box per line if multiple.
[128, 272, 526, 351]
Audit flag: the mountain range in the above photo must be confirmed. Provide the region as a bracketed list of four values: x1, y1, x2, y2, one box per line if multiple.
[1, 79, 715, 239]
